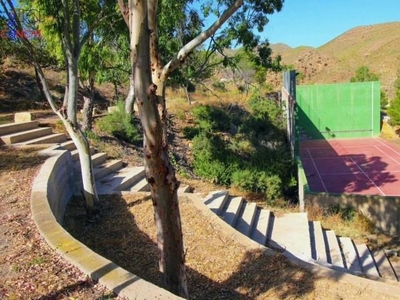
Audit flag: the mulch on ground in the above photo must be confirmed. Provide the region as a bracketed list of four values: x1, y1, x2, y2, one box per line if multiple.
[64, 193, 400, 300]
[0, 146, 120, 300]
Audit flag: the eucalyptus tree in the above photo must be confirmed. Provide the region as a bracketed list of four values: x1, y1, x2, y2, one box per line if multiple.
[1, 0, 116, 219]
[118, 0, 284, 297]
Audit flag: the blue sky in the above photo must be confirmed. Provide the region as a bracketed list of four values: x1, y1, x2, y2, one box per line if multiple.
[262, 0, 400, 48]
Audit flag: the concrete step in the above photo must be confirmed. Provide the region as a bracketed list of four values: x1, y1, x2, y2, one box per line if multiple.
[59, 140, 76, 151]
[178, 184, 192, 193]
[97, 166, 145, 194]
[74, 152, 108, 170]
[324, 230, 345, 268]
[71, 147, 96, 160]
[310, 221, 328, 264]
[386, 253, 400, 281]
[17, 133, 67, 145]
[90, 152, 108, 167]
[355, 244, 380, 277]
[372, 250, 397, 281]
[250, 209, 271, 245]
[0, 121, 38, 136]
[94, 159, 124, 180]
[203, 191, 229, 215]
[235, 202, 257, 237]
[221, 196, 243, 226]
[130, 176, 150, 192]
[268, 213, 311, 260]
[0, 127, 52, 144]
[74, 160, 125, 190]
[338, 237, 362, 274]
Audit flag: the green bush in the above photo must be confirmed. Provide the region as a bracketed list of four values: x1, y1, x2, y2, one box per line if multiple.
[191, 105, 231, 132]
[388, 91, 400, 126]
[247, 91, 285, 131]
[187, 100, 296, 203]
[192, 133, 238, 185]
[96, 101, 141, 144]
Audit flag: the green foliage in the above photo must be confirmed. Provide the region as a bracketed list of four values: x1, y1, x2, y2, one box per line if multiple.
[328, 205, 357, 222]
[350, 66, 379, 82]
[190, 105, 231, 132]
[212, 81, 227, 92]
[192, 132, 238, 185]
[187, 99, 296, 202]
[388, 91, 400, 126]
[380, 90, 388, 108]
[96, 101, 141, 144]
[394, 69, 400, 92]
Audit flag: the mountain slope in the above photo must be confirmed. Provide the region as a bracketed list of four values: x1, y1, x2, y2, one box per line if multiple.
[268, 22, 400, 97]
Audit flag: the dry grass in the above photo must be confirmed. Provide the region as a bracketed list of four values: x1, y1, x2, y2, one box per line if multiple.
[0, 146, 47, 172]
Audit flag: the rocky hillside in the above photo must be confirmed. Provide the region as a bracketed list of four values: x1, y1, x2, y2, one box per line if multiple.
[268, 22, 400, 98]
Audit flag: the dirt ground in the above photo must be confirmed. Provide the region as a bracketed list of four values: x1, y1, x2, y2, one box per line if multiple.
[64, 193, 400, 300]
[0, 146, 120, 299]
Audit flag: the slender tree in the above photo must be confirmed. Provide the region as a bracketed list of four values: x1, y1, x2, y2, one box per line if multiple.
[119, 0, 284, 297]
[1, 0, 115, 219]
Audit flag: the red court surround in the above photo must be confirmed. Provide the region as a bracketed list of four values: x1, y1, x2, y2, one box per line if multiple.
[300, 138, 400, 196]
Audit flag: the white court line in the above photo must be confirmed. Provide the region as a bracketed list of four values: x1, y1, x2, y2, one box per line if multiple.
[374, 146, 400, 164]
[374, 137, 400, 158]
[307, 148, 328, 192]
[349, 157, 385, 196]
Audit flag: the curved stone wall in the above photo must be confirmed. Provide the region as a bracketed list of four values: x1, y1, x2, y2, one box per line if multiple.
[30, 148, 181, 300]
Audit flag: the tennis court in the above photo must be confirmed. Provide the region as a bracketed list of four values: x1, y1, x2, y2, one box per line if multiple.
[299, 138, 400, 196]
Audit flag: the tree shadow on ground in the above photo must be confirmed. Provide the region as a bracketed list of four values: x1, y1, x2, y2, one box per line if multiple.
[63, 194, 317, 299]
[0, 146, 47, 172]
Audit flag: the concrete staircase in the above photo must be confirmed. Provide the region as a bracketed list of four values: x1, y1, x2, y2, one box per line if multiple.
[202, 190, 400, 282]
[3, 119, 399, 285]
[0, 120, 154, 194]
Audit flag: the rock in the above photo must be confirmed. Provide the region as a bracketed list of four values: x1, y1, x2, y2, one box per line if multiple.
[14, 112, 32, 123]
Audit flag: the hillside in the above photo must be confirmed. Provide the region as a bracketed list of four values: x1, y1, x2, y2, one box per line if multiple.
[268, 22, 400, 98]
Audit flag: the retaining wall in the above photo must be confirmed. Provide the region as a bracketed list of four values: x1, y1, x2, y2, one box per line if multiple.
[31, 148, 181, 300]
[297, 156, 400, 235]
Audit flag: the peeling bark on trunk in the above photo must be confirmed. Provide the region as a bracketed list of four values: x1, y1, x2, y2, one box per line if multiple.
[130, 0, 188, 297]
[125, 75, 135, 115]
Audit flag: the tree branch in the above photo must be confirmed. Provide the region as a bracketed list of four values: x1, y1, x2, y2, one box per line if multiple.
[117, 0, 129, 27]
[162, 0, 243, 79]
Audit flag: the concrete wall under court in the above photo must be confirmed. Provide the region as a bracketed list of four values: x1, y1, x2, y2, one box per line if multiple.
[297, 157, 400, 235]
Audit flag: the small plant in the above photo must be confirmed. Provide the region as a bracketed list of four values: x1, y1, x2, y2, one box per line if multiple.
[96, 101, 141, 144]
[12, 264, 19, 272]
[29, 256, 47, 266]
[84, 130, 100, 141]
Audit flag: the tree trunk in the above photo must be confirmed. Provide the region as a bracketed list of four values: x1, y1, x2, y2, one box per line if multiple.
[81, 76, 95, 132]
[183, 83, 191, 105]
[125, 75, 135, 115]
[67, 57, 99, 218]
[34, 68, 46, 102]
[130, 1, 188, 297]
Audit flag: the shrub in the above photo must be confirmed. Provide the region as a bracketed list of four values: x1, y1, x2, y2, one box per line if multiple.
[96, 101, 141, 144]
[192, 133, 238, 185]
[188, 100, 296, 204]
[247, 91, 285, 131]
[388, 91, 400, 126]
[191, 105, 231, 132]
